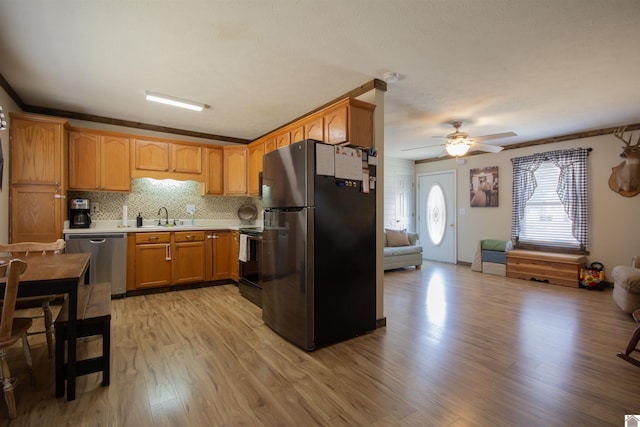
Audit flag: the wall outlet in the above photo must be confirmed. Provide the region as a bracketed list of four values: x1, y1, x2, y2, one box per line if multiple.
[90, 202, 100, 213]
[186, 204, 195, 215]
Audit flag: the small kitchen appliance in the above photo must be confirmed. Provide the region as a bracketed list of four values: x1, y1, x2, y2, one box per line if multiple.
[69, 198, 92, 228]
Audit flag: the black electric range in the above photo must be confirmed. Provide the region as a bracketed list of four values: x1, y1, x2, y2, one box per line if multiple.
[238, 227, 263, 307]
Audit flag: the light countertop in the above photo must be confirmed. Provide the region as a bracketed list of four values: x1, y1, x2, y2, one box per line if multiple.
[63, 220, 262, 234]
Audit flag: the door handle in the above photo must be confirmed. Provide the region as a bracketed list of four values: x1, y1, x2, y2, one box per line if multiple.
[89, 239, 106, 244]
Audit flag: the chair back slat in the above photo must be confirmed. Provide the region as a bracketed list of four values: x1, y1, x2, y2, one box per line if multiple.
[0, 239, 66, 257]
[0, 259, 28, 340]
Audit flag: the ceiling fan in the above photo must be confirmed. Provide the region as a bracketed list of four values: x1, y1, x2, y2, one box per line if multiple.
[404, 121, 517, 157]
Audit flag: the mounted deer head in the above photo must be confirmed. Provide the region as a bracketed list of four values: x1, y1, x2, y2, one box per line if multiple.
[609, 126, 640, 197]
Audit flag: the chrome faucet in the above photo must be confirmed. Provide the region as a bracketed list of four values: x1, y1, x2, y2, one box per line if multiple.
[158, 207, 169, 226]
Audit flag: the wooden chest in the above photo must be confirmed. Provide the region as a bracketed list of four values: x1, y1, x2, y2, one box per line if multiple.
[506, 250, 586, 287]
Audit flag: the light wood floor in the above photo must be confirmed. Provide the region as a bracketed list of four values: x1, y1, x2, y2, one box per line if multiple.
[2, 261, 639, 426]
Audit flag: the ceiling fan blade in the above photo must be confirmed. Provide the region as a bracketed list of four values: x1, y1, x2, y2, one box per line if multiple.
[472, 132, 517, 142]
[401, 144, 443, 152]
[469, 143, 504, 153]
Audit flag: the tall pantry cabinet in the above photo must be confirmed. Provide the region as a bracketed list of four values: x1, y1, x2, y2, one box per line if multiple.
[9, 113, 68, 243]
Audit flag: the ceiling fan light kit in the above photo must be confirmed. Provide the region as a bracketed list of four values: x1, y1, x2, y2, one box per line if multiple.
[445, 138, 472, 156]
[145, 91, 205, 112]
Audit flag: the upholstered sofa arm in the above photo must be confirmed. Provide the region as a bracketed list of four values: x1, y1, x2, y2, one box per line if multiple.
[407, 232, 419, 246]
[612, 265, 640, 293]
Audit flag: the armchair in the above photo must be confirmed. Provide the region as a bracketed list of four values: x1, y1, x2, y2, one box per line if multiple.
[612, 256, 640, 314]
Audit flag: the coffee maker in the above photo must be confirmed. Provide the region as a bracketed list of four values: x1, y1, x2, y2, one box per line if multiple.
[69, 199, 92, 228]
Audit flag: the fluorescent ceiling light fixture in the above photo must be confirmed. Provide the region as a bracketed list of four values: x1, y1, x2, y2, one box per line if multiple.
[145, 91, 205, 111]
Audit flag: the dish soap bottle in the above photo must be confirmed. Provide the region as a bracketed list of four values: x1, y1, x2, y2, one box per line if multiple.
[136, 212, 143, 227]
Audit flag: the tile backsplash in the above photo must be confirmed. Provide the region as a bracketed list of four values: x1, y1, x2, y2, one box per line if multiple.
[69, 178, 262, 223]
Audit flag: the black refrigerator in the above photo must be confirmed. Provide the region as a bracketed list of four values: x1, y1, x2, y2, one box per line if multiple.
[260, 139, 376, 351]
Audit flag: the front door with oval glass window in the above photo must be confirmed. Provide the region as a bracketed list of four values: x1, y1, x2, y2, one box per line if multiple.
[417, 171, 456, 263]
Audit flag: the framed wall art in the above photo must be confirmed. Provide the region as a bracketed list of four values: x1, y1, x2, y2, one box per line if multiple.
[470, 166, 499, 207]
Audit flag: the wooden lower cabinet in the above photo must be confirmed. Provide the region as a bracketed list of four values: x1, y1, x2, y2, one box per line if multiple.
[206, 230, 232, 281]
[173, 231, 206, 284]
[134, 233, 172, 289]
[230, 231, 239, 282]
[10, 185, 64, 243]
[129, 230, 237, 291]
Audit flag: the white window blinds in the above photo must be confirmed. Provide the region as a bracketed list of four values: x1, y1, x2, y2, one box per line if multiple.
[519, 162, 580, 247]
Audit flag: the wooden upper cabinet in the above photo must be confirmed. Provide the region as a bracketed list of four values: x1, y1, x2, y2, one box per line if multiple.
[68, 131, 100, 190]
[10, 114, 66, 186]
[345, 99, 375, 149]
[205, 147, 223, 195]
[133, 139, 203, 181]
[324, 103, 348, 144]
[135, 139, 170, 172]
[249, 97, 375, 151]
[248, 142, 265, 196]
[275, 131, 291, 148]
[304, 116, 324, 142]
[171, 143, 202, 174]
[264, 137, 277, 153]
[290, 126, 304, 145]
[69, 131, 130, 191]
[223, 146, 248, 195]
[101, 135, 131, 191]
[321, 98, 375, 148]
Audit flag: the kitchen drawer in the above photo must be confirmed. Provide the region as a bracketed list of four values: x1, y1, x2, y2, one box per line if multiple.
[174, 231, 205, 242]
[135, 232, 171, 244]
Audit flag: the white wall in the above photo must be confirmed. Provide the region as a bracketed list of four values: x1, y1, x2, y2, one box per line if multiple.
[383, 157, 415, 231]
[415, 135, 640, 276]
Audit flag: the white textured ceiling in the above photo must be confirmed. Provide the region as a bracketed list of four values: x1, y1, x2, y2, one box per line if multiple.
[1, 0, 639, 160]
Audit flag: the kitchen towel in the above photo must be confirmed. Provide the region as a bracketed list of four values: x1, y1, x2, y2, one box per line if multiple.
[239, 234, 249, 262]
[122, 205, 128, 227]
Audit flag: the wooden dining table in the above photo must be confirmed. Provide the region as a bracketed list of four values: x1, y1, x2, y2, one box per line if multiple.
[0, 252, 91, 401]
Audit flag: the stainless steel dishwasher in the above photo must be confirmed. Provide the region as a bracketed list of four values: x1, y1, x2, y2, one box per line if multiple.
[64, 233, 127, 296]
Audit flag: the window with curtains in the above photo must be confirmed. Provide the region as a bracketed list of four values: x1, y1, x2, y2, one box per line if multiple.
[511, 148, 589, 253]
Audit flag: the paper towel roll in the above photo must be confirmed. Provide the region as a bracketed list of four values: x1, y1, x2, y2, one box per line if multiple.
[122, 205, 128, 227]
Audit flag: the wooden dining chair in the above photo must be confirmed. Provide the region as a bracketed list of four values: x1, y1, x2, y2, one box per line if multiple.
[0, 239, 66, 358]
[0, 259, 33, 419]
